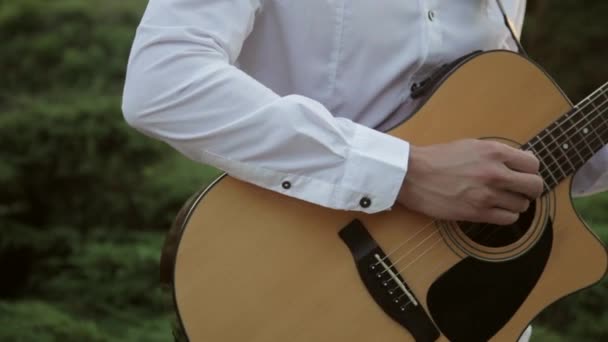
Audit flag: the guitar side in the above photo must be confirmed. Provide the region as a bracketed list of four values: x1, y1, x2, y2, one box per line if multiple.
[162, 51, 608, 341]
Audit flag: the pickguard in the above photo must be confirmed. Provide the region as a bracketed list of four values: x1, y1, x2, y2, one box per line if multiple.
[427, 220, 553, 342]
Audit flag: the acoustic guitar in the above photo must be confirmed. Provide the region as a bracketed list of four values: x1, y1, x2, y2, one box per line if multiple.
[160, 50, 608, 342]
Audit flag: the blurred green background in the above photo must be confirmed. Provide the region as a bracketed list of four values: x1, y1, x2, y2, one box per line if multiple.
[1, 0, 606, 341]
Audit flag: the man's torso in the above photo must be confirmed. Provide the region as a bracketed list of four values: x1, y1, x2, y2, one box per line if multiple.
[238, 0, 526, 129]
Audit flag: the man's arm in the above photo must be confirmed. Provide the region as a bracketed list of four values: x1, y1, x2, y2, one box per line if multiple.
[122, 0, 543, 224]
[122, 0, 409, 213]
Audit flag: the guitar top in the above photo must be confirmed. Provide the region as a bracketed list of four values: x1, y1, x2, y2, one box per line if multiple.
[161, 50, 608, 342]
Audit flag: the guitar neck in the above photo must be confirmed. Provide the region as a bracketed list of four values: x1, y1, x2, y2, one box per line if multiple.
[522, 82, 608, 191]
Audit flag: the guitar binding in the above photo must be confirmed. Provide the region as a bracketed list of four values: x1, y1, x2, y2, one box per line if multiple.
[160, 175, 228, 342]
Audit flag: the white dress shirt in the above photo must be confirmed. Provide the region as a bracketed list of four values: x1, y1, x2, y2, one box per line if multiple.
[122, 0, 607, 216]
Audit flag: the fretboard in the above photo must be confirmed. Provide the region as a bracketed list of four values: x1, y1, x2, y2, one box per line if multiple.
[521, 82, 608, 192]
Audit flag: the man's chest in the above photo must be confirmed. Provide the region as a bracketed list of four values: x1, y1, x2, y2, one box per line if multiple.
[238, 0, 525, 126]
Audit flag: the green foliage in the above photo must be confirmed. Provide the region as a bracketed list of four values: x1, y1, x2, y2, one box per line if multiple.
[530, 325, 569, 342]
[0, 0, 214, 339]
[1, 92, 163, 230]
[535, 278, 608, 341]
[39, 231, 166, 314]
[0, 0, 144, 95]
[0, 301, 105, 341]
[575, 195, 608, 225]
[0, 270, 173, 342]
[523, 0, 608, 102]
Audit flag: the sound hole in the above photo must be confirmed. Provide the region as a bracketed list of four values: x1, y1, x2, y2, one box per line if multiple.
[458, 201, 537, 248]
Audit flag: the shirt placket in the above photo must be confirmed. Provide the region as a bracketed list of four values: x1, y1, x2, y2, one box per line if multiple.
[410, 0, 444, 91]
[424, 0, 442, 59]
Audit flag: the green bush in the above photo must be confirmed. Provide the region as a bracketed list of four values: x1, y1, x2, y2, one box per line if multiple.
[0, 0, 145, 95]
[0, 0, 215, 339]
[0, 301, 106, 341]
[1, 92, 165, 230]
[576, 195, 608, 225]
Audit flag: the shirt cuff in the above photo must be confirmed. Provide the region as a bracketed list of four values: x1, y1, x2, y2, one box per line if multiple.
[337, 123, 410, 213]
[223, 122, 409, 214]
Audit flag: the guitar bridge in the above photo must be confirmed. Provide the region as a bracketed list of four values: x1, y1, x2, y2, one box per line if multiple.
[339, 219, 439, 342]
[374, 253, 419, 307]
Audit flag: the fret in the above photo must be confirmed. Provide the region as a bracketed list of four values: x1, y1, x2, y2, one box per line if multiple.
[523, 81, 608, 193]
[600, 87, 608, 102]
[589, 93, 607, 138]
[523, 142, 552, 191]
[581, 105, 606, 148]
[553, 112, 586, 170]
[544, 121, 576, 175]
[576, 125, 597, 157]
[570, 134, 591, 169]
[575, 104, 601, 156]
[591, 92, 608, 145]
[540, 131, 568, 178]
[599, 102, 608, 142]
[531, 135, 560, 187]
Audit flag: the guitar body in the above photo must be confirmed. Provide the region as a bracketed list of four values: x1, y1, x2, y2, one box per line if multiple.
[161, 51, 608, 341]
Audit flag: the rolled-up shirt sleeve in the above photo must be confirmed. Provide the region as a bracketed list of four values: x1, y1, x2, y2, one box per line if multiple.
[121, 0, 409, 213]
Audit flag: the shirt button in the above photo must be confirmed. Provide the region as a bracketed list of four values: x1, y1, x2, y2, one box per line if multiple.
[427, 10, 435, 21]
[359, 197, 372, 208]
[410, 82, 419, 92]
[282, 181, 292, 190]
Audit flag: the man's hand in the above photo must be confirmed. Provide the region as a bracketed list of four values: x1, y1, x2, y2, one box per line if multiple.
[397, 139, 544, 225]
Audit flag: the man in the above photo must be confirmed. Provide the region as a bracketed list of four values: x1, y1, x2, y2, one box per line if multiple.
[122, 1, 608, 340]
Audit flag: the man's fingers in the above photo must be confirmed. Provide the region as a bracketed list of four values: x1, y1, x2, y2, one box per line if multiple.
[503, 146, 540, 174]
[500, 168, 545, 199]
[494, 191, 530, 213]
[480, 208, 519, 226]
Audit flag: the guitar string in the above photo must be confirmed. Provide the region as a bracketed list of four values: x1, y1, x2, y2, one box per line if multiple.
[375, 98, 608, 293]
[380, 122, 608, 309]
[388, 106, 608, 278]
[473, 99, 606, 243]
[375, 89, 608, 272]
[516, 83, 608, 181]
[394, 180, 547, 309]
[530, 88, 608, 176]
[387, 126, 607, 304]
[468, 100, 608, 238]
[458, 94, 608, 241]
[395, 168, 585, 308]
[390, 179, 550, 302]
[465, 97, 608, 245]
[372, 87, 608, 310]
[527, 83, 608, 153]
[375, 114, 607, 293]
[376, 81, 608, 267]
